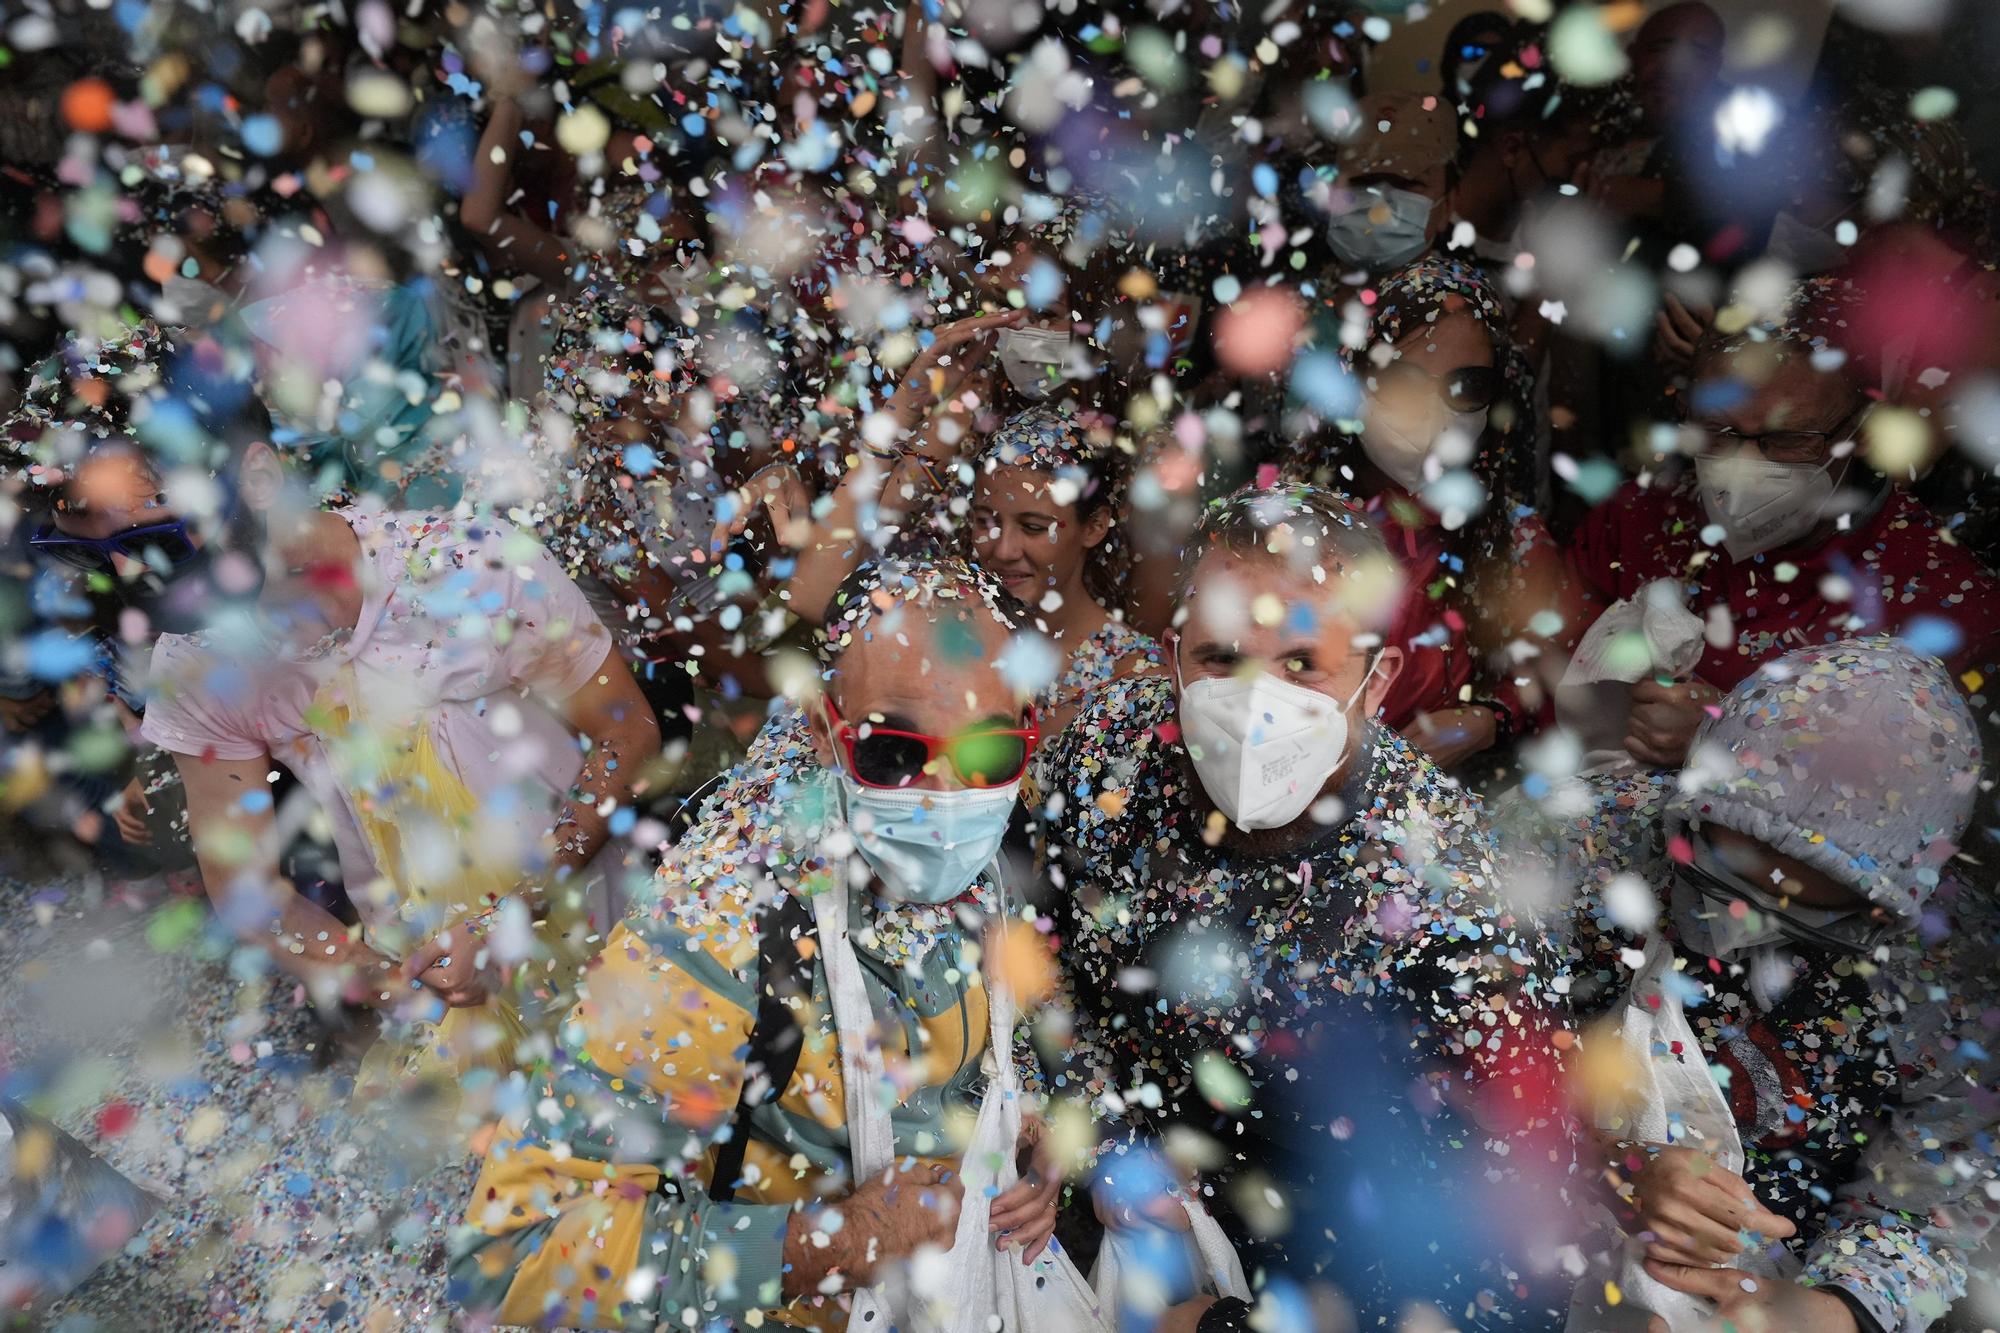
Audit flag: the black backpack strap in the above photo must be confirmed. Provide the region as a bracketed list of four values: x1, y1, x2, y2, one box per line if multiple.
[704, 890, 815, 1205]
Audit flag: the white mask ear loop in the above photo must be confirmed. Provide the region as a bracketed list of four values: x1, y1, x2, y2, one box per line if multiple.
[1349, 651, 1383, 719]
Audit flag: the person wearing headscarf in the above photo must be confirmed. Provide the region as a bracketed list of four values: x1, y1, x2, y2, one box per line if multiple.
[1557, 275, 2000, 770]
[1510, 638, 1998, 1333]
[1040, 484, 1577, 1330]
[1279, 256, 1560, 772]
[449, 555, 1073, 1329]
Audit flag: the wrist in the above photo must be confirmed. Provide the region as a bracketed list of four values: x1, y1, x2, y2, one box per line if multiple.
[782, 1203, 850, 1298]
[1805, 1285, 1867, 1333]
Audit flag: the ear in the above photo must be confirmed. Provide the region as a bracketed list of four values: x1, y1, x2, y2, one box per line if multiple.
[808, 692, 840, 771]
[238, 441, 285, 514]
[1364, 647, 1404, 718]
[1081, 504, 1114, 551]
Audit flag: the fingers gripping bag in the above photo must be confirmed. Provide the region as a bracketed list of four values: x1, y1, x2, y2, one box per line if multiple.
[812, 885, 1111, 1333]
[1566, 938, 1799, 1332]
[1555, 580, 1706, 774]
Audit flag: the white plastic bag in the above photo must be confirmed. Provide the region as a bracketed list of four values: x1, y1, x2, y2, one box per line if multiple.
[813, 888, 1111, 1333]
[1555, 580, 1706, 773]
[1565, 939, 1798, 1332]
[1091, 1193, 1251, 1323]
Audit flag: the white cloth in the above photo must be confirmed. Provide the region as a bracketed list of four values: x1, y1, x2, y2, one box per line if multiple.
[140, 510, 615, 931]
[1555, 579, 1706, 774]
[811, 886, 1111, 1333]
[1091, 1195, 1250, 1321]
[1566, 937, 1800, 1332]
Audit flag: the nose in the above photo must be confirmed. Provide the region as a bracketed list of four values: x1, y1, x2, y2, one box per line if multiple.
[989, 524, 1024, 563]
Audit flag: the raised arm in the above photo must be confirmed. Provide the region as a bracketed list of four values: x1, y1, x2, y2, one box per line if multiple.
[459, 96, 572, 288]
[769, 308, 1027, 624]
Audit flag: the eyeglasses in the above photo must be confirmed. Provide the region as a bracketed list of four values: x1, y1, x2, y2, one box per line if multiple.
[29, 519, 200, 574]
[825, 699, 1038, 791]
[1692, 403, 1865, 466]
[1366, 360, 1503, 414]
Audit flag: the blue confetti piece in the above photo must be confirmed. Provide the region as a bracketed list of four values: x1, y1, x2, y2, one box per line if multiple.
[241, 114, 283, 157]
[1898, 615, 1962, 660]
[25, 630, 96, 683]
[1290, 349, 1360, 418]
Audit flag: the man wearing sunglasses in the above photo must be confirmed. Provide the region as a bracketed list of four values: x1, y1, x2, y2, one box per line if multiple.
[1040, 486, 1575, 1331]
[1533, 638, 1996, 1333]
[1559, 277, 2000, 770]
[453, 556, 1073, 1329]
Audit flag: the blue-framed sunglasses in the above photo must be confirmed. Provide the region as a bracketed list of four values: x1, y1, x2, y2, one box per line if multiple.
[29, 519, 201, 574]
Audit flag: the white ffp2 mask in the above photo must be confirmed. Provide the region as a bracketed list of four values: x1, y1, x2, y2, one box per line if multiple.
[1178, 665, 1374, 831]
[1359, 405, 1488, 495]
[1695, 449, 1837, 561]
[995, 326, 1073, 400]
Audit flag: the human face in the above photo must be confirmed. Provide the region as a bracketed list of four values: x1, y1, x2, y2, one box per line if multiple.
[1176, 548, 1402, 724]
[1689, 344, 1866, 468]
[969, 465, 1110, 610]
[1702, 826, 1869, 912]
[48, 450, 195, 584]
[1508, 118, 1595, 198]
[811, 607, 1030, 794]
[1360, 310, 1498, 493]
[1631, 4, 1724, 130]
[1366, 310, 1498, 424]
[46, 449, 264, 640]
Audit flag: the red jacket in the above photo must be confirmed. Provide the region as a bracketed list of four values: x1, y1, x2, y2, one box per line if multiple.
[1568, 481, 2000, 690]
[1370, 494, 1548, 732]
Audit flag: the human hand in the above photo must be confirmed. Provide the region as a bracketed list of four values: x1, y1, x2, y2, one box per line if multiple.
[886, 309, 1027, 438]
[1410, 706, 1499, 770]
[114, 775, 155, 847]
[1625, 676, 1722, 768]
[988, 1119, 1063, 1264]
[1622, 1144, 1796, 1266]
[1655, 294, 1715, 375]
[787, 1159, 965, 1294]
[341, 943, 405, 1009]
[401, 914, 498, 1008]
[0, 690, 55, 732]
[1642, 1265, 1856, 1333]
[707, 462, 810, 557]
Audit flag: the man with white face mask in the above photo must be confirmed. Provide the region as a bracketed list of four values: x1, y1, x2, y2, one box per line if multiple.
[1323, 92, 1455, 276]
[1039, 486, 1577, 1331]
[1559, 276, 2000, 770]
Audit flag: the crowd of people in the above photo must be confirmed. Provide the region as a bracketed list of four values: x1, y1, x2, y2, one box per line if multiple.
[1, 1, 1997, 1331]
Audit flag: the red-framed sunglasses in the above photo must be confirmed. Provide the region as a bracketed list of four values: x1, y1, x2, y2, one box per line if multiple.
[825, 699, 1039, 791]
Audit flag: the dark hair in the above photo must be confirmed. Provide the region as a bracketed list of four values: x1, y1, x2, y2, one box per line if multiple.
[1181, 484, 1394, 602]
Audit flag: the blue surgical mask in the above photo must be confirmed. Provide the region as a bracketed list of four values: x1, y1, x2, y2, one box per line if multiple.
[1327, 186, 1435, 271]
[836, 774, 1019, 904]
